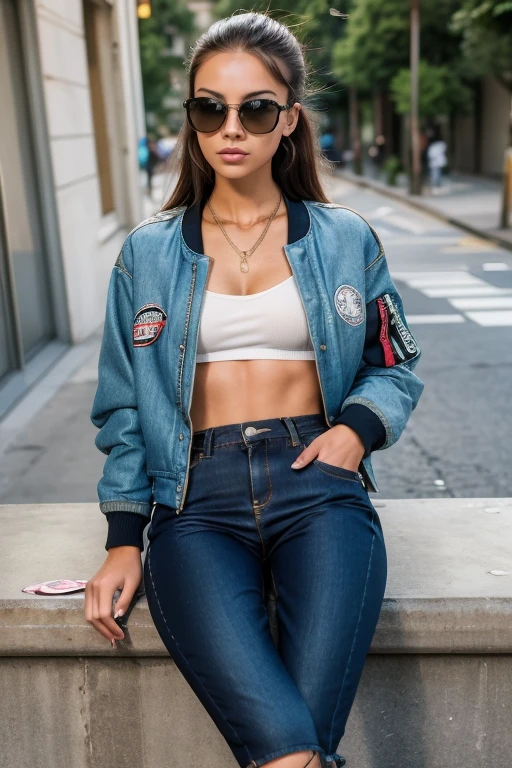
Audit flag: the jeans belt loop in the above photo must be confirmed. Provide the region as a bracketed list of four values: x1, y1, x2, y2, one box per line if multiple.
[203, 426, 214, 457]
[281, 416, 301, 447]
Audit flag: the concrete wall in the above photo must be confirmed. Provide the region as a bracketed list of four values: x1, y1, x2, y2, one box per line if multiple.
[34, 0, 144, 343]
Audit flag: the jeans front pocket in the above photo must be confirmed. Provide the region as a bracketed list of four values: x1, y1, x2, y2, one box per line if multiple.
[312, 458, 362, 482]
[298, 428, 363, 484]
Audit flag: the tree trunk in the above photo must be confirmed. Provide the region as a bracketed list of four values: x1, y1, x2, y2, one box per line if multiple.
[349, 85, 362, 175]
[499, 96, 512, 229]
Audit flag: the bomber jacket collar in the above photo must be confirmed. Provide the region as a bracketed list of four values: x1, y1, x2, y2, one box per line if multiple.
[181, 189, 311, 255]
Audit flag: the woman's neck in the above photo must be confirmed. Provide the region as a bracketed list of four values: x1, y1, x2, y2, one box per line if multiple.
[206, 177, 282, 227]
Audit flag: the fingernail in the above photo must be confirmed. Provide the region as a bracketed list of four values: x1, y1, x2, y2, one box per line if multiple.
[111, 638, 116, 648]
[114, 609, 124, 619]
[291, 461, 302, 468]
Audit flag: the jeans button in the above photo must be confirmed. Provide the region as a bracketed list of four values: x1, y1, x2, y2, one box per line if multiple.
[244, 426, 256, 436]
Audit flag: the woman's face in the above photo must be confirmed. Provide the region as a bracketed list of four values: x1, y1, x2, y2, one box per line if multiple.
[191, 51, 301, 179]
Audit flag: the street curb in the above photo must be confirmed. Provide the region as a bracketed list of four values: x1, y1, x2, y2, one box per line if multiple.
[337, 170, 512, 254]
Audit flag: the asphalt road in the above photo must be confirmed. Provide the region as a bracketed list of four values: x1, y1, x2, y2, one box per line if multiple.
[326, 175, 512, 498]
[0, 177, 510, 507]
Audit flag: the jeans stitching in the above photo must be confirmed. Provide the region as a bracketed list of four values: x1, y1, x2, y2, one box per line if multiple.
[255, 439, 273, 509]
[312, 460, 360, 483]
[327, 513, 376, 752]
[146, 545, 251, 757]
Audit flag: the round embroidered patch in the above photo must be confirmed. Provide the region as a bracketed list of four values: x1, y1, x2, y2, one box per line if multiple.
[133, 303, 167, 346]
[334, 284, 364, 326]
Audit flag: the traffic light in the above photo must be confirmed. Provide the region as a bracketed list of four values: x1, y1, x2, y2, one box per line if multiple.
[137, 1, 151, 19]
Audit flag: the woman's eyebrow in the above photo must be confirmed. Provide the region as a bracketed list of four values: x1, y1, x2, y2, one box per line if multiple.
[196, 87, 278, 99]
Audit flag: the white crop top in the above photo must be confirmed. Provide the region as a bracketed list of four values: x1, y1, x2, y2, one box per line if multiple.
[196, 274, 316, 362]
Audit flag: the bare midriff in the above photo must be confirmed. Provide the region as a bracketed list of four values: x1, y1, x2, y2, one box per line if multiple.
[189, 203, 325, 432]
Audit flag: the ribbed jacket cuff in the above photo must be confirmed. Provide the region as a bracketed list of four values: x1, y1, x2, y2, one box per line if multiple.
[332, 403, 386, 458]
[105, 512, 148, 551]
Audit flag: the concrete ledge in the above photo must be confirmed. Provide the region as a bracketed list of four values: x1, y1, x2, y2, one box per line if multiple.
[1, 499, 511, 655]
[2, 499, 512, 768]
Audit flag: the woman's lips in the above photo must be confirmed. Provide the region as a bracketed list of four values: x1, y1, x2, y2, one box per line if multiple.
[218, 152, 248, 162]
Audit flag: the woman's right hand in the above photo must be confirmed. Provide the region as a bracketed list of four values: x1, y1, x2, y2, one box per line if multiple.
[84, 547, 142, 646]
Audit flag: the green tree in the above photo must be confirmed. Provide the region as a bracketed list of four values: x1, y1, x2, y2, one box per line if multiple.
[138, 0, 195, 125]
[451, 1, 512, 94]
[451, 1, 512, 225]
[333, 0, 463, 92]
[390, 61, 472, 119]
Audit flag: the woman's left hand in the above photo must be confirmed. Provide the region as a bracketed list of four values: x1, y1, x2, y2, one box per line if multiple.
[291, 424, 365, 473]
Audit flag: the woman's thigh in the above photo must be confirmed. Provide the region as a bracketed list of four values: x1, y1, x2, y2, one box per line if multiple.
[144, 514, 323, 768]
[269, 491, 387, 752]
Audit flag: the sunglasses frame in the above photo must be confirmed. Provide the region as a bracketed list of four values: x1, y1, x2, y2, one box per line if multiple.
[182, 96, 293, 134]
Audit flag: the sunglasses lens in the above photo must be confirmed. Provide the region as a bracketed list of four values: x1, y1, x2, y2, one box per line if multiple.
[188, 98, 226, 132]
[240, 100, 279, 133]
[186, 98, 281, 133]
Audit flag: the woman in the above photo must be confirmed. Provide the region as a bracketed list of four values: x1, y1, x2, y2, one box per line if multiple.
[85, 12, 424, 768]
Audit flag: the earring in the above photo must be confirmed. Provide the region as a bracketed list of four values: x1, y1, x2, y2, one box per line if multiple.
[281, 135, 296, 170]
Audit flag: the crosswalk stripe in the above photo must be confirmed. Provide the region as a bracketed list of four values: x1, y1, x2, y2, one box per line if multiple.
[391, 271, 477, 280]
[449, 297, 512, 310]
[482, 262, 511, 270]
[422, 286, 512, 298]
[408, 275, 485, 288]
[407, 314, 465, 324]
[392, 267, 512, 326]
[465, 311, 512, 326]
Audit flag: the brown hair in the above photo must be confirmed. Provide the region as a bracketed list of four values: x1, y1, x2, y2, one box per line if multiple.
[160, 10, 333, 211]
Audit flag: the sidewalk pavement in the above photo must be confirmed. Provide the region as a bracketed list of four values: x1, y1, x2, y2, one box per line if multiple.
[338, 168, 512, 252]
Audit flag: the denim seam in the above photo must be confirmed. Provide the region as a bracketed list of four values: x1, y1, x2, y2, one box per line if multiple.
[328, 517, 376, 752]
[247, 446, 266, 557]
[146, 545, 252, 761]
[255, 439, 273, 509]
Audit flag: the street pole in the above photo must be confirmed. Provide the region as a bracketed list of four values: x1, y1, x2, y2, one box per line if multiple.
[410, 0, 422, 195]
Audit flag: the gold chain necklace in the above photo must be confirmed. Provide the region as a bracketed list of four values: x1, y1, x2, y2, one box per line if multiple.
[206, 193, 282, 273]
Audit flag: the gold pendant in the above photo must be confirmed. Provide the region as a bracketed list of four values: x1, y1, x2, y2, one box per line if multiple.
[240, 252, 249, 272]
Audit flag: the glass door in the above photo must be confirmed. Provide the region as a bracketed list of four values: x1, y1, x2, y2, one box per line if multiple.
[0, 0, 55, 385]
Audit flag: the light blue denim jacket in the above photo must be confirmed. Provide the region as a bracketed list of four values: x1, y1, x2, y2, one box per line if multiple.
[91, 192, 424, 527]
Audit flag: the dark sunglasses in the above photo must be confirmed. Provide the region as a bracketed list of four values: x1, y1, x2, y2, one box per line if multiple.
[183, 96, 293, 134]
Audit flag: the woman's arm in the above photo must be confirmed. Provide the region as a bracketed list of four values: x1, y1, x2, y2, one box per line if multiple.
[90, 236, 152, 551]
[332, 223, 424, 451]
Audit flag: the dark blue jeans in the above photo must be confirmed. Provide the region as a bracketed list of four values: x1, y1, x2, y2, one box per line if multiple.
[144, 413, 387, 768]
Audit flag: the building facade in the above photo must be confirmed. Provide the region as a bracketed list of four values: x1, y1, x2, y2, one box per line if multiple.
[0, 0, 145, 417]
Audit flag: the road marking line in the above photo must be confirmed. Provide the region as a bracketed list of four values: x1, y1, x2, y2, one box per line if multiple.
[422, 286, 512, 298]
[450, 297, 512, 310]
[408, 275, 486, 288]
[482, 262, 510, 270]
[464, 310, 512, 326]
[407, 314, 466, 324]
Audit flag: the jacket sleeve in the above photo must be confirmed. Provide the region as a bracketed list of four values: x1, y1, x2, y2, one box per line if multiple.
[90, 236, 152, 549]
[333, 222, 424, 454]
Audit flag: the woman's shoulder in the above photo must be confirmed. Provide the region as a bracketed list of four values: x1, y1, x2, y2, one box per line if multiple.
[128, 206, 186, 239]
[116, 206, 186, 274]
[307, 199, 377, 239]
[306, 199, 384, 266]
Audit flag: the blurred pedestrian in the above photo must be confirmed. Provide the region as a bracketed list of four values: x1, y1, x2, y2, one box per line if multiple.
[146, 135, 161, 197]
[426, 126, 447, 193]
